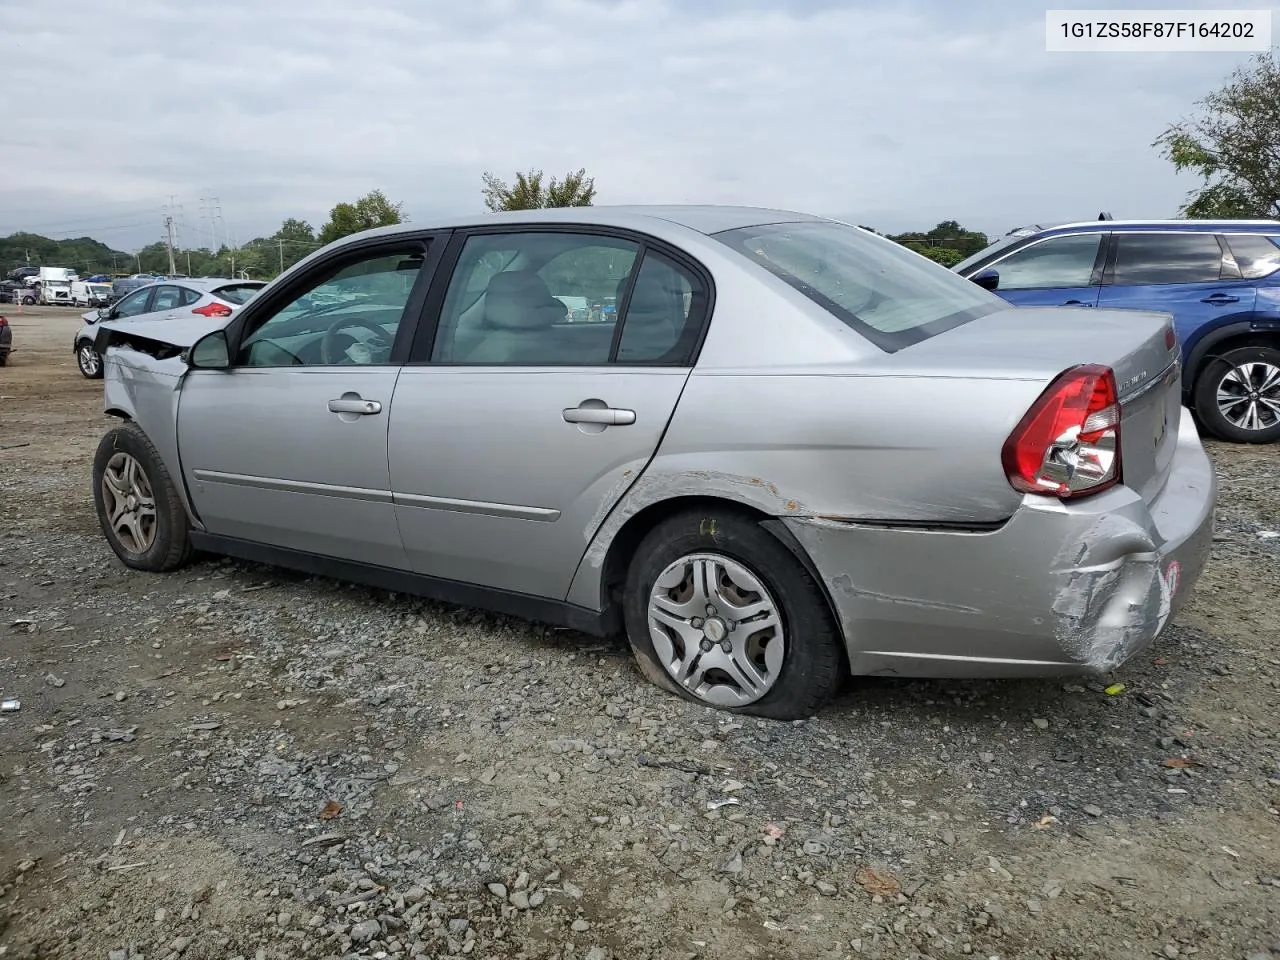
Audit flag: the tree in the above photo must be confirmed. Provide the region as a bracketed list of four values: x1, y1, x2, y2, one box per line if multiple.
[481, 168, 597, 211]
[1155, 49, 1280, 218]
[317, 190, 404, 245]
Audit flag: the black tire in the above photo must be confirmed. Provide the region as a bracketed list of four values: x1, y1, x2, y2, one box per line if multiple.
[622, 509, 845, 720]
[21, 296, 34, 306]
[0, 353, 7, 368]
[1193, 344, 1280, 444]
[92, 422, 193, 572]
[76, 340, 104, 379]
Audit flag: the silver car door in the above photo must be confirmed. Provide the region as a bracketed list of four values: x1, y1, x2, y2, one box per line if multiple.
[389, 230, 710, 599]
[177, 242, 437, 567]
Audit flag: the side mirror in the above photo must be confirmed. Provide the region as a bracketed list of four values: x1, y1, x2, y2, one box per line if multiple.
[970, 269, 1000, 291]
[97, 306, 112, 320]
[186, 330, 231, 369]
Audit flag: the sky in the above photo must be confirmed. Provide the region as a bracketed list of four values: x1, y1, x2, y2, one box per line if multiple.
[0, 0, 1272, 254]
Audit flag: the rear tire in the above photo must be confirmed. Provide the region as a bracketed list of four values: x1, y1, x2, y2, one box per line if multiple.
[92, 423, 193, 572]
[1193, 344, 1280, 443]
[76, 340, 103, 379]
[622, 509, 845, 720]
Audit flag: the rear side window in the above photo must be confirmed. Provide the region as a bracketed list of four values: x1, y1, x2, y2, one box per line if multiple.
[1111, 233, 1224, 285]
[715, 221, 1001, 352]
[214, 283, 266, 305]
[1224, 234, 1280, 279]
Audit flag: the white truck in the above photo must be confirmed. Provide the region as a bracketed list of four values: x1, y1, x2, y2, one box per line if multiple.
[34, 267, 78, 306]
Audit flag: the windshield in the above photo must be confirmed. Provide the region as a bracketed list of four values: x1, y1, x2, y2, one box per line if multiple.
[715, 220, 1003, 352]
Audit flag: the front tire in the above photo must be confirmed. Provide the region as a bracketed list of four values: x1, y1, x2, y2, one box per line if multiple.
[92, 423, 193, 572]
[76, 340, 103, 379]
[622, 510, 845, 720]
[1193, 344, 1280, 443]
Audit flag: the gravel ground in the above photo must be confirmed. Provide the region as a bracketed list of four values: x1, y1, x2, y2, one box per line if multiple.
[2, 308, 1279, 960]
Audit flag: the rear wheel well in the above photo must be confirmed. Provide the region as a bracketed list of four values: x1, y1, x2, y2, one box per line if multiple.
[599, 496, 844, 658]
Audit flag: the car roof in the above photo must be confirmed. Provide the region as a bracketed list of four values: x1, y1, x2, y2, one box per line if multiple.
[337, 204, 826, 246]
[1023, 218, 1280, 237]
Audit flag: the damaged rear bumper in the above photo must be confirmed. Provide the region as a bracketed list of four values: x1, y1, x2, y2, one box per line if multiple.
[783, 414, 1217, 678]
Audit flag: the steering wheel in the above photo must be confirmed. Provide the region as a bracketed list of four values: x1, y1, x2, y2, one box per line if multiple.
[320, 316, 394, 365]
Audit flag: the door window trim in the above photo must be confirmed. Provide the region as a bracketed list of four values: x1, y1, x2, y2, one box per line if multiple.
[405, 223, 717, 368]
[1100, 230, 1231, 287]
[219, 231, 451, 368]
[967, 230, 1110, 290]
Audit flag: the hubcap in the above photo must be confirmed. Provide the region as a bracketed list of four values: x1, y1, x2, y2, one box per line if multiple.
[101, 452, 157, 554]
[79, 345, 100, 375]
[646, 553, 785, 707]
[1216, 361, 1280, 431]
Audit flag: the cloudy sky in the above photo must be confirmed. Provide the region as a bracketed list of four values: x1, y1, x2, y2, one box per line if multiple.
[1, 0, 1271, 253]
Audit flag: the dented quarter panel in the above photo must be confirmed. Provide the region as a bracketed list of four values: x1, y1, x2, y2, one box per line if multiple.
[101, 345, 204, 530]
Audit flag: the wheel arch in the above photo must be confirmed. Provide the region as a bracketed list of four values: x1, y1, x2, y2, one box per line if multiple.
[1183, 321, 1280, 396]
[592, 494, 844, 654]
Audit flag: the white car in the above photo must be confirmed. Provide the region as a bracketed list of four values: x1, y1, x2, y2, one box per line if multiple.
[74, 277, 265, 379]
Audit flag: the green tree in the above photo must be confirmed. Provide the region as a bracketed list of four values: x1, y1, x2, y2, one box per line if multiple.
[1155, 48, 1280, 217]
[318, 190, 404, 246]
[481, 168, 597, 211]
[1, 232, 133, 277]
[890, 221, 988, 259]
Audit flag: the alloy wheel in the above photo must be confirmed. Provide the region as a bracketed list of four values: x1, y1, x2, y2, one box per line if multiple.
[1216, 360, 1280, 432]
[78, 344, 101, 377]
[101, 452, 157, 555]
[646, 552, 785, 707]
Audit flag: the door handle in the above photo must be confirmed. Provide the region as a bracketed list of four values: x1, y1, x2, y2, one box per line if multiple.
[1061, 300, 1093, 307]
[1201, 294, 1239, 304]
[562, 406, 636, 426]
[327, 397, 382, 415]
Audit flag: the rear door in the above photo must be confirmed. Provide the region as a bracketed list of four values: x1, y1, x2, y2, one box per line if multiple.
[388, 227, 712, 599]
[176, 238, 442, 566]
[1097, 231, 1256, 345]
[977, 231, 1106, 308]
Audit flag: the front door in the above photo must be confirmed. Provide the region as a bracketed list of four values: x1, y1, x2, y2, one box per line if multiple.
[980, 231, 1107, 308]
[1096, 231, 1257, 346]
[177, 242, 437, 567]
[389, 229, 711, 599]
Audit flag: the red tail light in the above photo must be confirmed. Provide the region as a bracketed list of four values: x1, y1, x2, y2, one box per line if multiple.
[1002, 364, 1121, 499]
[192, 302, 233, 318]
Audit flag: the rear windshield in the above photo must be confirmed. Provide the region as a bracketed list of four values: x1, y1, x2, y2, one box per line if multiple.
[715, 220, 1002, 351]
[214, 282, 266, 305]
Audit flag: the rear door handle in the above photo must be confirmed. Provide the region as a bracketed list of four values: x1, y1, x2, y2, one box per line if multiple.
[562, 406, 636, 426]
[1201, 294, 1239, 304]
[1062, 300, 1093, 307]
[328, 397, 382, 415]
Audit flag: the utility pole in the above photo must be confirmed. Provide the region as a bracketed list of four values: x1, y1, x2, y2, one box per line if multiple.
[186, 251, 192, 276]
[164, 215, 177, 276]
[278, 238, 285, 275]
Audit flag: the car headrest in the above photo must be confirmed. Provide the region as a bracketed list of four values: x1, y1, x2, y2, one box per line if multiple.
[483, 271, 566, 330]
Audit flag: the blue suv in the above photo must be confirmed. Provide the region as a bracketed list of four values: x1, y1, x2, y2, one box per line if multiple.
[954, 219, 1280, 444]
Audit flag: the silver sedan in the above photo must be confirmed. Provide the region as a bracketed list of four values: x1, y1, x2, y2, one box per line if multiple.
[86, 206, 1216, 719]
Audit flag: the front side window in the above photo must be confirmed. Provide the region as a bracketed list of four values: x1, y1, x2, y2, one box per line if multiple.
[987, 234, 1103, 290]
[113, 287, 153, 318]
[235, 249, 424, 367]
[715, 220, 1001, 351]
[1111, 233, 1224, 285]
[431, 232, 639, 365]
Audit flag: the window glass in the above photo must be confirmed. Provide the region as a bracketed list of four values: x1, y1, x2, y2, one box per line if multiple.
[179, 287, 202, 307]
[715, 221, 1000, 351]
[1224, 234, 1280, 280]
[113, 288, 153, 318]
[432, 232, 639, 365]
[988, 234, 1103, 290]
[236, 250, 423, 367]
[214, 282, 266, 305]
[151, 285, 183, 312]
[1111, 233, 1223, 285]
[616, 251, 703, 364]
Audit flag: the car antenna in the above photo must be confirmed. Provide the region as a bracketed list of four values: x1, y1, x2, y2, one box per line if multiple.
[1098, 211, 1114, 220]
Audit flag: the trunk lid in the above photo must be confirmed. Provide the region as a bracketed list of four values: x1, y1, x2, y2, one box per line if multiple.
[892, 305, 1183, 504]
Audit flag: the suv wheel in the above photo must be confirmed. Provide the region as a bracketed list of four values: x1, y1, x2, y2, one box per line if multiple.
[1193, 345, 1280, 443]
[77, 340, 103, 379]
